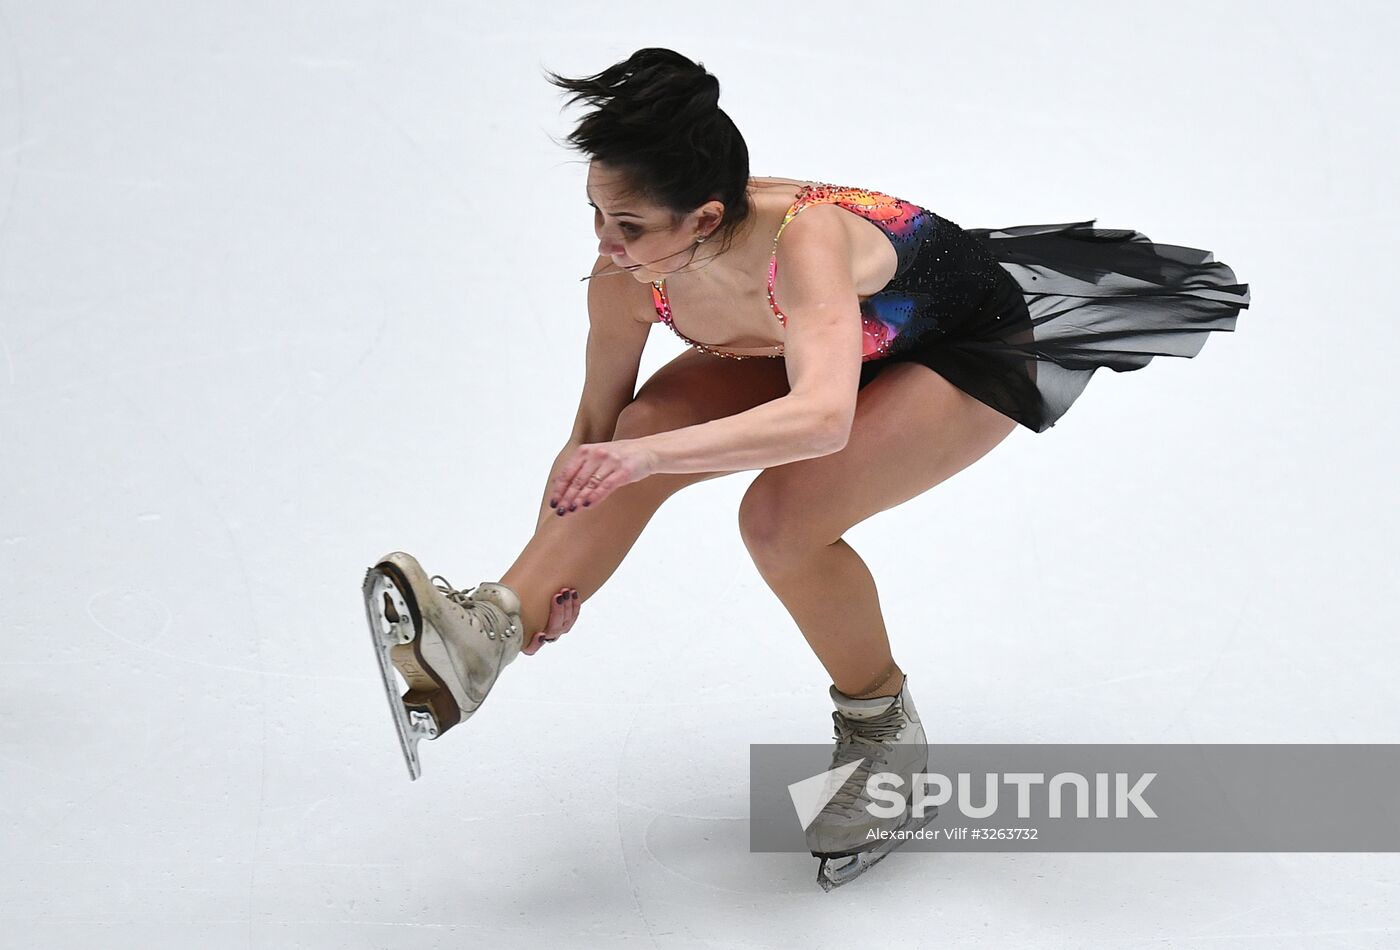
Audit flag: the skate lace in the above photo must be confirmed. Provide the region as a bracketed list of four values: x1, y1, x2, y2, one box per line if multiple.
[430, 574, 479, 608]
[825, 701, 908, 818]
[430, 575, 516, 639]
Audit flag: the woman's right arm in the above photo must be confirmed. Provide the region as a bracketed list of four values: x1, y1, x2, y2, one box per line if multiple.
[535, 256, 652, 530]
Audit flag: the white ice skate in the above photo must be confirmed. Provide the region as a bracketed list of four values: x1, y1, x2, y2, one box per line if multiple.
[807, 676, 938, 891]
[361, 551, 525, 780]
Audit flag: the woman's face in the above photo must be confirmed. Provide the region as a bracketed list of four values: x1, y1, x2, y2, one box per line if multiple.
[587, 163, 718, 280]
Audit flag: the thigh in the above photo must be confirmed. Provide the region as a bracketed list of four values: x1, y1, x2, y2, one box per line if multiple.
[615, 347, 791, 438]
[740, 361, 1019, 548]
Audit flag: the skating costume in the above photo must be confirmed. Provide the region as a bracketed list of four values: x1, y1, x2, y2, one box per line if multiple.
[650, 182, 1251, 433]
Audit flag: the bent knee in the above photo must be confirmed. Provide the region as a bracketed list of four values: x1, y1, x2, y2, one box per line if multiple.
[738, 478, 830, 566]
[612, 397, 684, 440]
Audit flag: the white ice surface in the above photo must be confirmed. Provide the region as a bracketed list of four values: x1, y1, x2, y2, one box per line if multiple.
[3, 1, 1399, 947]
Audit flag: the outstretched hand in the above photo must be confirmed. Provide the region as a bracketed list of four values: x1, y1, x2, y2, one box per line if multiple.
[523, 587, 580, 655]
[549, 439, 657, 517]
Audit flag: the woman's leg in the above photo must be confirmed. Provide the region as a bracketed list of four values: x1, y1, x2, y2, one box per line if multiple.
[737, 362, 1020, 698]
[500, 348, 791, 638]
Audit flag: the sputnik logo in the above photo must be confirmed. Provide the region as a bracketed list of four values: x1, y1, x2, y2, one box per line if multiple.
[787, 758, 866, 830]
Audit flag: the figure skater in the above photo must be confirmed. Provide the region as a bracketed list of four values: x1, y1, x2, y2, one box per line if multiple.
[361, 47, 1250, 889]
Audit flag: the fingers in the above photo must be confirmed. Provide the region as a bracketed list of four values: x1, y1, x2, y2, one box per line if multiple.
[551, 466, 614, 517]
[523, 587, 580, 656]
[549, 447, 594, 516]
[557, 586, 578, 631]
[549, 441, 654, 518]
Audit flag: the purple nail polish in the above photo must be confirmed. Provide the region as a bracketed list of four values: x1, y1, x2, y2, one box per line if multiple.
[570, 591, 578, 599]
[549, 499, 557, 508]
[569, 503, 577, 511]
[582, 500, 590, 507]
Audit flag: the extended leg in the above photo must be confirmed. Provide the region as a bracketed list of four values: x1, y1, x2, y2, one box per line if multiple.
[500, 443, 721, 639]
[500, 349, 790, 639]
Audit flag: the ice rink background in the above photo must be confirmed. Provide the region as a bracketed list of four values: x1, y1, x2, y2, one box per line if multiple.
[3, 1, 1398, 947]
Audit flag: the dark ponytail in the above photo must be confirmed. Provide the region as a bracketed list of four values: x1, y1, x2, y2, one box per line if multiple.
[543, 48, 752, 255]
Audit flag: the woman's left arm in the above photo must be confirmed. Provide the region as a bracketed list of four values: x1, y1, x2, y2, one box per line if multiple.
[644, 389, 849, 474]
[550, 207, 865, 512]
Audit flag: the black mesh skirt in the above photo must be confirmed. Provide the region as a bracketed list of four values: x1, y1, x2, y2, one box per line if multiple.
[857, 214, 1252, 433]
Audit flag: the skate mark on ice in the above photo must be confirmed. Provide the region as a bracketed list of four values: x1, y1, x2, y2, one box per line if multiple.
[0, 1, 24, 257]
[1046, 663, 1200, 694]
[1160, 589, 1257, 735]
[636, 796, 796, 896]
[615, 699, 663, 948]
[85, 585, 362, 681]
[0, 323, 14, 387]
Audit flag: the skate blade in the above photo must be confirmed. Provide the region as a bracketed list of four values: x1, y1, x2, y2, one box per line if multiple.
[362, 564, 461, 781]
[816, 805, 940, 892]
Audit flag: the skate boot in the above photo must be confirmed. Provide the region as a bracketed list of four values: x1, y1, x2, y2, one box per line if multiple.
[361, 551, 525, 781]
[807, 676, 938, 891]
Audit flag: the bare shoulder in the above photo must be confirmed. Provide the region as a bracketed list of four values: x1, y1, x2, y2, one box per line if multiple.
[777, 203, 855, 259]
[770, 204, 862, 312]
[587, 254, 659, 326]
[774, 197, 897, 299]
